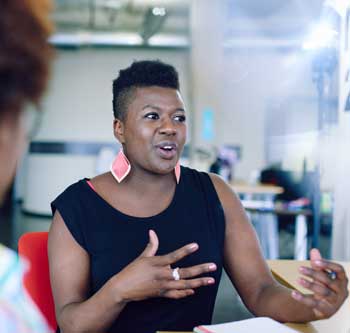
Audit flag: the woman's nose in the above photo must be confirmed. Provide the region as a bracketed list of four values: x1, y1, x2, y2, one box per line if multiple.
[159, 118, 177, 135]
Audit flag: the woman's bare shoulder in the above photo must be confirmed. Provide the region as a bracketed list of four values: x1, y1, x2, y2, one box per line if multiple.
[90, 172, 114, 187]
[207, 173, 239, 204]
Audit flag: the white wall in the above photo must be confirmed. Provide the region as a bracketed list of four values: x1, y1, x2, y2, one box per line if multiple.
[190, 0, 323, 181]
[37, 47, 190, 142]
[222, 49, 319, 178]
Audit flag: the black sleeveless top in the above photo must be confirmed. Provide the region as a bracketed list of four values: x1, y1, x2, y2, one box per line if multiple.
[51, 166, 225, 333]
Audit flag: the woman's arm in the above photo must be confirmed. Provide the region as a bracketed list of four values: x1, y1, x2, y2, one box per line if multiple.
[209, 173, 348, 323]
[48, 211, 127, 333]
[49, 211, 217, 333]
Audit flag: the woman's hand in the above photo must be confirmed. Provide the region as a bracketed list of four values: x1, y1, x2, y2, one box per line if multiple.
[291, 248, 349, 319]
[112, 230, 217, 303]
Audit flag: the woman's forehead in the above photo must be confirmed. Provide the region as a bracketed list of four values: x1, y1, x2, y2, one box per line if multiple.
[128, 86, 185, 113]
[134, 86, 183, 103]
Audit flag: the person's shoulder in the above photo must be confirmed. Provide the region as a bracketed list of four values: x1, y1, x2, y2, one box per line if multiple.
[90, 172, 111, 187]
[206, 172, 241, 209]
[180, 165, 209, 177]
[62, 178, 87, 193]
[88, 172, 115, 194]
[53, 178, 89, 203]
[181, 166, 229, 192]
[181, 165, 220, 183]
[207, 172, 227, 187]
[51, 178, 90, 216]
[64, 173, 110, 192]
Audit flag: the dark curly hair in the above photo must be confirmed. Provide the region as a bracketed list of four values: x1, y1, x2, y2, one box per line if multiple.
[0, 0, 53, 118]
[112, 60, 180, 121]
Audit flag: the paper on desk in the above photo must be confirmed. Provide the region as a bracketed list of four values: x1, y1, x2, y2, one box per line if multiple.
[194, 317, 298, 333]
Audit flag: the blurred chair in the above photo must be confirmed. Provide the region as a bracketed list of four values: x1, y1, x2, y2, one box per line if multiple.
[18, 231, 57, 330]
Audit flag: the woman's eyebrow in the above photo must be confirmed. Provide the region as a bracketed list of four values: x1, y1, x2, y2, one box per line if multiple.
[142, 104, 161, 111]
[175, 108, 186, 113]
[142, 104, 186, 113]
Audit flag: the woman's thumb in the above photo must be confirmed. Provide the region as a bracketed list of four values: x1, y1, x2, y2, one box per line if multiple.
[140, 229, 159, 257]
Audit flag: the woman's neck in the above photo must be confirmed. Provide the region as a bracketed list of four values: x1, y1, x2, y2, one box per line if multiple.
[121, 168, 176, 195]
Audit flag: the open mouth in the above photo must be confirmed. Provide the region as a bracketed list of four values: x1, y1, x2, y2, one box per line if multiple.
[160, 145, 175, 151]
[155, 142, 178, 159]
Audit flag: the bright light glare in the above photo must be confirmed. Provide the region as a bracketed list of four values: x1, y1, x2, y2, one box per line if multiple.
[302, 24, 338, 50]
[325, 0, 348, 14]
[152, 7, 166, 16]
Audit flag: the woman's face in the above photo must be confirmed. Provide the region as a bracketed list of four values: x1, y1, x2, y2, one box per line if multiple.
[114, 86, 187, 176]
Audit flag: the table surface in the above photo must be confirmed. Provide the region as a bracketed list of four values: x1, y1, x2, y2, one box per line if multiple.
[159, 260, 350, 333]
[231, 183, 284, 195]
[267, 260, 350, 333]
[246, 206, 313, 216]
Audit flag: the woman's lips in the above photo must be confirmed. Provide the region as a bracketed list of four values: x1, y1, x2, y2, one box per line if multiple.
[155, 146, 177, 159]
[154, 142, 178, 160]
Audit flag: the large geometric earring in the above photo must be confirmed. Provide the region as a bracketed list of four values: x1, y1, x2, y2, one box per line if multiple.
[174, 162, 181, 184]
[110, 149, 131, 183]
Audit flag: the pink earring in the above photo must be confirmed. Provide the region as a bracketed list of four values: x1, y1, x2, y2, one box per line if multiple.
[175, 162, 181, 184]
[110, 149, 131, 183]
[110, 149, 180, 184]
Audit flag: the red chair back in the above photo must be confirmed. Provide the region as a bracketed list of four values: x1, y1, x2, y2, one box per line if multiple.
[18, 231, 57, 330]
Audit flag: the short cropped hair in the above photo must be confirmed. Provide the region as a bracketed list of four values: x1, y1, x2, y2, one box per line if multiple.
[112, 60, 180, 121]
[0, 0, 53, 118]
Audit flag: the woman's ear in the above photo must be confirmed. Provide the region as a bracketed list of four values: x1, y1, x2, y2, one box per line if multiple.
[113, 118, 125, 144]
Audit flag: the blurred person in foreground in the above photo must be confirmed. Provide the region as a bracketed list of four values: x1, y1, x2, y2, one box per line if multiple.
[0, 0, 54, 332]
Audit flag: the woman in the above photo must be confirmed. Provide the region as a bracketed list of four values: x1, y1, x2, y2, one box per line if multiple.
[0, 0, 53, 332]
[49, 60, 348, 333]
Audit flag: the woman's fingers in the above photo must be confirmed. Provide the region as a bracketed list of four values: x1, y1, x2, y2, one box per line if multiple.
[310, 248, 322, 262]
[295, 256, 349, 319]
[166, 277, 215, 290]
[297, 277, 337, 301]
[162, 289, 195, 299]
[291, 290, 333, 319]
[178, 263, 217, 279]
[156, 262, 216, 281]
[136, 240, 218, 301]
[139, 229, 159, 258]
[311, 260, 348, 281]
[156, 243, 199, 266]
[155, 275, 215, 299]
[299, 266, 341, 293]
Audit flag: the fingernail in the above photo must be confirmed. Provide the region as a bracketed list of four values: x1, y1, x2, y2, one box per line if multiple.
[298, 278, 306, 285]
[208, 264, 217, 270]
[291, 290, 301, 300]
[207, 278, 215, 284]
[189, 243, 198, 250]
[299, 266, 307, 273]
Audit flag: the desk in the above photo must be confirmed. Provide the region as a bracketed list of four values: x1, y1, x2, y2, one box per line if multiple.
[232, 184, 284, 196]
[233, 183, 311, 259]
[160, 260, 350, 333]
[268, 259, 350, 333]
[244, 206, 312, 260]
[232, 184, 283, 259]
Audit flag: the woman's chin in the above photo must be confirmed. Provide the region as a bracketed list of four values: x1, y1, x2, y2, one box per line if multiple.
[152, 163, 177, 176]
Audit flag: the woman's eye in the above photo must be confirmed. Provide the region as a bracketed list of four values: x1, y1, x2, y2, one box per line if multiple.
[145, 113, 159, 120]
[174, 115, 186, 122]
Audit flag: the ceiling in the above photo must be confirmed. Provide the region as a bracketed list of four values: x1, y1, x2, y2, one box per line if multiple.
[227, 0, 325, 38]
[52, 0, 190, 47]
[51, 0, 329, 48]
